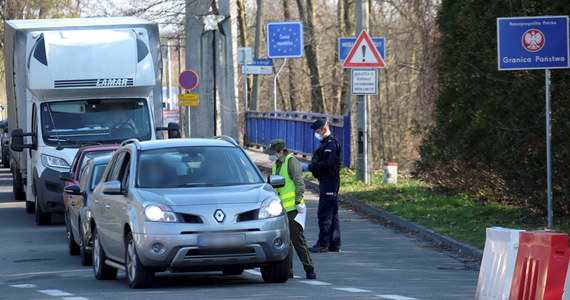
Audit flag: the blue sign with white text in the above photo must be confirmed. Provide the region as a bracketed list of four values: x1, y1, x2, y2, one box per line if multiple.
[338, 37, 386, 61]
[267, 22, 304, 58]
[250, 58, 273, 66]
[497, 16, 569, 70]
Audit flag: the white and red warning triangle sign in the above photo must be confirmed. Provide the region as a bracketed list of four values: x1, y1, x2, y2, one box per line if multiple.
[343, 30, 385, 68]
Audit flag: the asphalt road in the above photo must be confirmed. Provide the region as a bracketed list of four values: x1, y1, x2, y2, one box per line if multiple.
[0, 157, 479, 299]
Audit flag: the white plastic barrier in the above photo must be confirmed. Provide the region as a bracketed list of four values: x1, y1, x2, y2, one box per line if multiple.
[475, 227, 525, 300]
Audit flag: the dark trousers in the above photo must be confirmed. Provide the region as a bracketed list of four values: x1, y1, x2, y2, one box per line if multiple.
[316, 176, 341, 249]
[287, 210, 314, 275]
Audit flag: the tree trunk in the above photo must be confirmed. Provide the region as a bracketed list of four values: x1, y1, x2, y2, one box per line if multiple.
[250, 0, 263, 111]
[295, 0, 324, 113]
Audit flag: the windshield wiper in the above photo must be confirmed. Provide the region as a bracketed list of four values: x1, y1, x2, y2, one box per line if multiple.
[46, 137, 101, 147]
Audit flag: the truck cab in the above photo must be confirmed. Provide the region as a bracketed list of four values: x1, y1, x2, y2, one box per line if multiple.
[4, 17, 175, 225]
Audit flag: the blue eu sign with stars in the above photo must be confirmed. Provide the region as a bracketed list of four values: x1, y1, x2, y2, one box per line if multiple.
[267, 21, 304, 58]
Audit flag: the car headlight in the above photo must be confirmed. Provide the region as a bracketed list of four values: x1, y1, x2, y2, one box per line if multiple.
[144, 204, 178, 222]
[41, 154, 70, 168]
[258, 198, 284, 219]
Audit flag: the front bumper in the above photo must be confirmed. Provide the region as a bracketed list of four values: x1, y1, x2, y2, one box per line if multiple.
[132, 217, 290, 270]
[36, 167, 66, 213]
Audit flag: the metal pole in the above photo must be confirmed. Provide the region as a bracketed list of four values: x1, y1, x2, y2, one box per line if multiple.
[545, 69, 553, 229]
[355, 0, 370, 184]
[166, 41, 172, 110]
[273, 58, 287, 111]
[244, 71, 248, 111]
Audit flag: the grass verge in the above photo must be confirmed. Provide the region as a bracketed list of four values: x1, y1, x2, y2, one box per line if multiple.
[306, 169, 570, 249]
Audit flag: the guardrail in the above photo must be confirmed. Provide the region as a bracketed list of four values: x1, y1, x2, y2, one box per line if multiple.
[244, 111, 351, 167]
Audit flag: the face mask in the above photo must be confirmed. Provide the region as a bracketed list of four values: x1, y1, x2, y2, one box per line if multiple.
[268, 155, 278, 162]
[314, 132, 323, 141]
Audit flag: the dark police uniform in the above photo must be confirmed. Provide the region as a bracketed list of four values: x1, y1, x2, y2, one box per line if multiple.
[308, 134, 342, 252]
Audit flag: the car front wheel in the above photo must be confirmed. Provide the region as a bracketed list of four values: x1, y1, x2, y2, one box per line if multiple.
[261, 254, 290, 283]
[92, 228, 117, 280]
[125, 232, 154, 288]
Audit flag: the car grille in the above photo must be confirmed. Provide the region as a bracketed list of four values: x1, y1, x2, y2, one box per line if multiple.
[185, 247, 256, 257]
[180, 228, 260, 235]
[237, 209, 259, 222]
[178, 213, 203, 224]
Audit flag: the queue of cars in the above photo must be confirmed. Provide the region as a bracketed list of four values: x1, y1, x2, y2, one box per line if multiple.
[53, 136, 290, 288]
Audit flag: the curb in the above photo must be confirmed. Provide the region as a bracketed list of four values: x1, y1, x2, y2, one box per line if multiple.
[255, 161, 483, 260]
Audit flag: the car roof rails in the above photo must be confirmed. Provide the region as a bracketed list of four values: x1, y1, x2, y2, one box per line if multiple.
[120, 138, 140, 148]
[213, 135, 238, 147]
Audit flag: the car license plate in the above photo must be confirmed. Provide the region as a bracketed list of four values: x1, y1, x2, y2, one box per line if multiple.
[198, 234, 245, 247]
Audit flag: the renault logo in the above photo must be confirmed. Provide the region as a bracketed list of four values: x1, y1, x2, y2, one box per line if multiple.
[214, 209, 225, 223]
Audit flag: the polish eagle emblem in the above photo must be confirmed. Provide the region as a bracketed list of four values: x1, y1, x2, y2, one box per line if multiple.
[522, 29, 545, 52]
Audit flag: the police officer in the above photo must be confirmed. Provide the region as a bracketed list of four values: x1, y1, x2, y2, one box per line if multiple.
[301, 119, 342, 253]
[264, 139, 317, 279]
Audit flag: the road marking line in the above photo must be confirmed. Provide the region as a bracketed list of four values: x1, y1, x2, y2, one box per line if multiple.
[298, 280, 332, 286]
[62, 298, 88, 300]
[376, 295, 419, 300]
[10, 284, 37, 288]
[37, 290, 73, 297]
[334, 287, 372, 293]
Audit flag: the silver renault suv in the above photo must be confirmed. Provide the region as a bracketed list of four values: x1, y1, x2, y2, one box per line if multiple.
[89, 137, 290, 288]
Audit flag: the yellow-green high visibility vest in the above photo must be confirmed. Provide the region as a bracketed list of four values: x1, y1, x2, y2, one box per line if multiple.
[272, 154, 304, 212]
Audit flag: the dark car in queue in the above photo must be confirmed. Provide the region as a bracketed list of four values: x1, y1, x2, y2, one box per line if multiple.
[0, 119, 9, 168]
[64, 155, 113, 265]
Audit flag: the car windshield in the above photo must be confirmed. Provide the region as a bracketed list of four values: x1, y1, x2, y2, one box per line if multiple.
[78, 150, 115, 180]
[41, 99, 152, 146]
[137, 146, 263, 188]
[90, 163, 108, 191]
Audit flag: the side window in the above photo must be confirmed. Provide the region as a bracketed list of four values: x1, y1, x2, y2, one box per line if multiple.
[70, 151, 82, 175]
[79, 163, 91, 191]
[118, 153, 131, 190]
[106, 152, 126, 182]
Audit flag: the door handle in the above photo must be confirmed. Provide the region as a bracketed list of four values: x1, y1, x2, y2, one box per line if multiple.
[94, 199, 100, 204]
[105, 204, 111, 209]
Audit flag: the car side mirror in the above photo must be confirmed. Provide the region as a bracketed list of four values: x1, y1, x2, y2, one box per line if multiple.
[64, 184, 82, 196]
[102, 181, 123, 195]
[156, 122, 181, 139]
[10, 129, 24, 152]
[268, 175, 286, 189]
[59, 172, 74, 182]
[10, 128, 34, 152]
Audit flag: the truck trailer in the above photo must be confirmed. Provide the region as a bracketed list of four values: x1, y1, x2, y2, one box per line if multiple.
[4, 17, 174, 225]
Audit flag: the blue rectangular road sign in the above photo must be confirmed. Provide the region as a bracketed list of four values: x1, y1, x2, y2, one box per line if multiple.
[497, 16, 569, 70]
[267, 22, 304, 58]
[242, 59, 273, 75]
[338, 37, 385, 61]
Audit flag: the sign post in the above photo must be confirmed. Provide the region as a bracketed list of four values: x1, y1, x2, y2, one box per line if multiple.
[178, 70, 199, 107]
[343, 22, 386, 184]
[266, 21, 304, 111]
[497, 15, 569, 228]
[237, 48, 253, 111]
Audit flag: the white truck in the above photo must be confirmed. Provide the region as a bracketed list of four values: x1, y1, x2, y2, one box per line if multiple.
[4, 17, 179, 225]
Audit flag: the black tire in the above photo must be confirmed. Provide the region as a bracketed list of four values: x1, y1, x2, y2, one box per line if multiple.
[125, 232, 154, 288]
[12, 171, 25, 200]
[25, 201, 35, 214]
[222, 268, 244, 276]
[261, 254, 290, 283]
[79, 222, 92, 266]
[3, 152, 9, 168]
[35, 196, 51, 226]
[66, 212, 80, 255]
[92, 228, 118, 280]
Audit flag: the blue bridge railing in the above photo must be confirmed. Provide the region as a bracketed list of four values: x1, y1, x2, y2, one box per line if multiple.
[244, 111, 351, 167]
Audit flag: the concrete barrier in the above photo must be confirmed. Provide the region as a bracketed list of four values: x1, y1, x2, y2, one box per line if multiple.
[475, 227, 525, 300]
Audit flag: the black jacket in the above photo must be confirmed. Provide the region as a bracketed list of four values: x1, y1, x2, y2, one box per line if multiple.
[309, 135, 341, 179]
